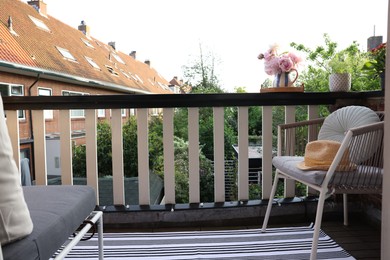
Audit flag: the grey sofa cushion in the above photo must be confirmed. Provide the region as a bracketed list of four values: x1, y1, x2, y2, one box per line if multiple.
[2, 185, 96, 260]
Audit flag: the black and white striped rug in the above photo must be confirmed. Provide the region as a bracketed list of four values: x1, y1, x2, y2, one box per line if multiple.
[60, 225, 355, 259]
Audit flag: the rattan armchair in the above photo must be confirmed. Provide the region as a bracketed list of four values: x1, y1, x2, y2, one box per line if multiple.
[262, 106, 384, 260]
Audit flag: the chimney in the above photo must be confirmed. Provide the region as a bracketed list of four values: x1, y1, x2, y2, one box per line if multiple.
[130, 51, 136, 59]
[108, 41, 116, 50]
[78, 20, 91, 39]
[144, 60, 150, 66]
[367, 36, 383, 51]
[7, 16, 17, 36]
[27, 0, 47, 17]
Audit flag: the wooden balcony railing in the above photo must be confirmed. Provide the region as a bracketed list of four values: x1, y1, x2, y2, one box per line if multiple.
[3, 91, 383, 208]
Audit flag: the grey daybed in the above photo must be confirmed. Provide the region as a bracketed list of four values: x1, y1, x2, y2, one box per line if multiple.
[2, 185, 103, 260]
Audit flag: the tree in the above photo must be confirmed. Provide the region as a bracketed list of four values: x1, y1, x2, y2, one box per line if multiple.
[183, 43, 223, 92]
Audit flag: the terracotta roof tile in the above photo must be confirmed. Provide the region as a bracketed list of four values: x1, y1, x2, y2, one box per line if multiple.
[0, 0, 171, 94]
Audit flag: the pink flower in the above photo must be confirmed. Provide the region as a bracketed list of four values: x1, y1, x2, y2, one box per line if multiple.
[287, 52, 303, 65]
[264, 57, 281, 75]
[258, 45, 302, 75]
[279, 55, 294, 72]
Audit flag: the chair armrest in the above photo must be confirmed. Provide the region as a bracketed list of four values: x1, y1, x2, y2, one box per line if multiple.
[278, 118, 325, 156]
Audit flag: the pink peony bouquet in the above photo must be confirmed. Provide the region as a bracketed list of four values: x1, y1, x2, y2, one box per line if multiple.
[258, 44, 302, 75]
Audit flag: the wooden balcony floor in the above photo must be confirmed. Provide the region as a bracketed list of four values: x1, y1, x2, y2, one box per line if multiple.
[105, 218, 380, 259]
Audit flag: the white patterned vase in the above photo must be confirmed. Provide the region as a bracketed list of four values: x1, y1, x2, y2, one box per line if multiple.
[272, 69, 298, 88]
[329, 73, 351, 92]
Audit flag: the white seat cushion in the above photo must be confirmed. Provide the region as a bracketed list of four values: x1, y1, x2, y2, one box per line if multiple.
[0, 95, 33, 245]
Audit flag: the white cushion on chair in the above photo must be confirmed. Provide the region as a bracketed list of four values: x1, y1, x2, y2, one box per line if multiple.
[0, 96, 33, 245]
[318, 106, 380, 142]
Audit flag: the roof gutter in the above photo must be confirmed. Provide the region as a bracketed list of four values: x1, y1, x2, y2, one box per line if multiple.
[0, 60, 153, 95]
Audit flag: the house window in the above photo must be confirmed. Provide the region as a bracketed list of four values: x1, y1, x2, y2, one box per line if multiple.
[85, 56, 100, 69]
[121, 109, 126, 117]
[62, 90, 87, 118]
[105, 65, 119, 76]
[29, 15, 50, 32]
[38, 88, 53, 119]
[134, 74, 144, 84]
[97, 109, 105, 118]
[0, 83, 25, 119]
[151, 108, 159, 116]
[111, 53, 125, 64]
[81, 38, 95, 49]
[129, 109, 135, 116]
[56, 46, 77, 62]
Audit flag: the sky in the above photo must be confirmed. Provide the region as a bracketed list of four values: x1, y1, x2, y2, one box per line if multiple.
[28, 0, 388, 92]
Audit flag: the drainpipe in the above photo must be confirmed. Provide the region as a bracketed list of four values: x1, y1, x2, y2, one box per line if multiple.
[28, 73, 40, 139]
[27, 74, 40, 181]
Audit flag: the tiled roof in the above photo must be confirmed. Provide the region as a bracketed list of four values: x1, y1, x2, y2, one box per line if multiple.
[0, 0, 172, 94]
[0, 23, 36, 66]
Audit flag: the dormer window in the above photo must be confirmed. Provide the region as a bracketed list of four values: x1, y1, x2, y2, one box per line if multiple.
[105, 65, 119, 76]
[81, 38, 95, 49]
[111, 53, 125, 64]
[56, 46, 77, 61]
[120, 69, 130, 79]
[134, 74, 144, 84]
[29, 15, 50, 32]
[85, 57, 100, 69]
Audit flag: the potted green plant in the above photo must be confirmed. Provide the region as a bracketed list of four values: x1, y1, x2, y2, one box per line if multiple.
[328, 52, 353, 92]
[362, 43, 386, 91]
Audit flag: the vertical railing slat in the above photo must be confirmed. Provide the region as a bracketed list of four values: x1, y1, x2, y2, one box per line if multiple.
[59, 110, 73, 185]
[32, 110, 47, 185]
[137, 108, 150, 205]
[111, 109, 125, 205]
[188, 107, 200, 203]
[163, 108, 175, 204]
[308, 105, 320, 195]
[238, 107, 249, 201]
[6, 110, 20, 175]
[85, 109, 99, 204]
[308, 105, 320, 141]
[213, 107, 225, 202]
[284, 106, 296, 197]
[262, 106, 273, 199]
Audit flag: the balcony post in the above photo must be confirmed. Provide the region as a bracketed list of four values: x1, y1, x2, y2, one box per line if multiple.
[32, 110, 47, 185]
[85, 109, 99, 204]
[59, 110, 73, 185]
[188, 108, 200, 203]
[111, 109, 125, 205]
[163, 108, 175, 204]
[262, 106, 273, 199]
[238, 107, 249, 201]
[213, 107, 225, 202]
[137, 108, 150, 205]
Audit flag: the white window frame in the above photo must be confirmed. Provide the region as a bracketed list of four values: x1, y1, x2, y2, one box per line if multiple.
[29, 15, 50, 32]
[38, 88, 53, 120]
[98, 109, 105, 118]
[85, 56, 100, 70]
[0, 83, 25, 120]
[129, 108, 136, 116]
[62, 90, 88, 118]
[81, 38, 95, 49]
[151, 108, 159, 116]
[121, 109, 126, 117]
[56, 46, 77, 62]
[111, 53, 125, 64]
